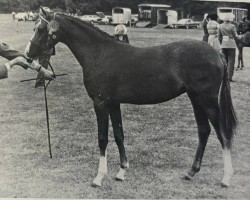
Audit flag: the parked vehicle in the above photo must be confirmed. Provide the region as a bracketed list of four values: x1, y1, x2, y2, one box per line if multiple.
[98, 16, 112, 25]
[166, 10, 178, 28]
[217, 7, 248, 22]
[80, 15, 100, 23]
[96, 12, 112, 25]
[131, 14, 138, 26]
[112, 7, 132, 26]
[172, 19, 200, 29]
[137, 4, 171, 27]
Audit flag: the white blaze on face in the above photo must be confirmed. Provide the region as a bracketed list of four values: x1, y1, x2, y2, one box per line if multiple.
[24, 20, 41, 55]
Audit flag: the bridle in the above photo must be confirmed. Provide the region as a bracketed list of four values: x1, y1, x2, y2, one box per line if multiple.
[30, 12, 59, 56]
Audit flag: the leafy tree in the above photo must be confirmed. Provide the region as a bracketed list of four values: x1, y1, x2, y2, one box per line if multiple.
[18, 0, 39, 11]
[0, 0, 249, 19]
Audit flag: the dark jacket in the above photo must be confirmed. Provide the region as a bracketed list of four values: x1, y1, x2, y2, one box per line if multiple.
[0, 43, 26, 79]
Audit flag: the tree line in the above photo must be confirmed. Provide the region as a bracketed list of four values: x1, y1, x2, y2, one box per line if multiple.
[0, 0, 248, 19]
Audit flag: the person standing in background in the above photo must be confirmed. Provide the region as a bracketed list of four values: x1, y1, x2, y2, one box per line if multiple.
[114, 24, 129, 44]
[207, 13, 221, 51]
[202, 13, 210, 42]
[218, 13, 242, 82]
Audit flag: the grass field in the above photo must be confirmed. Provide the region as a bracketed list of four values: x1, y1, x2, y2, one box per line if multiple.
[0, 14, 250, 199]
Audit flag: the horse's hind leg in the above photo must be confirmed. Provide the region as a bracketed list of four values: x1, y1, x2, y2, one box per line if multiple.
[237, 47, 244, 70]
[109, 103, 129, 181]
[240, 49, 244, 70]
[184, 94, 211, 180]
[92, 100, 109, 187]
[202, 100, 233, 187]
[236, 51, 241, 70]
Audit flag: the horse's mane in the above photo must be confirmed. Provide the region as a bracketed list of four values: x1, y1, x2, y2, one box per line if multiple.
[57, 13, 115, 41]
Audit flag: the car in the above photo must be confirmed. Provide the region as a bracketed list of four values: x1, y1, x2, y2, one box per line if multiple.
[80, 15, 100, 23]
[97, 15, 112, 25]
[173, 19, 200, 29]
[131, 14, 138, 27]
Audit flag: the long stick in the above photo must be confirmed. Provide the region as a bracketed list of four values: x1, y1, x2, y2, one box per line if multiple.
[44, 82, 52, 159]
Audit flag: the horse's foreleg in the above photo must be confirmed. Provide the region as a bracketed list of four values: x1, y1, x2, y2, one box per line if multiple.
[185, 95, 211, 180]
[92, 101, 109, 187]
[109, 103, 129, 181]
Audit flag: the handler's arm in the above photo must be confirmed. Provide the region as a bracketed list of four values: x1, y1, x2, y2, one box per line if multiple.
[0, 43, 25, 60]
[0, 57, 55, 80]
[232, 26, 242, 40]
[0, 64, 8, 79]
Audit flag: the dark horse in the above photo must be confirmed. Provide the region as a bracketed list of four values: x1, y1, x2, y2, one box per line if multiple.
[25, 8, 237, 187]
[235, 20, 250, 70]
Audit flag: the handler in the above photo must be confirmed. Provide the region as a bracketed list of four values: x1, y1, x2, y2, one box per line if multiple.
[202, 13, 209, 42]
[0, 43, 54, 79]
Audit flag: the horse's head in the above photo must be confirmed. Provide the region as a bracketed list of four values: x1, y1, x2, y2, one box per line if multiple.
[236, 20, 250, 34]
[25, 7, 61, 58]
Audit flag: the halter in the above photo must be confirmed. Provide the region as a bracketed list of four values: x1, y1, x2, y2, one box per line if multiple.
[31, 12, 59, 56]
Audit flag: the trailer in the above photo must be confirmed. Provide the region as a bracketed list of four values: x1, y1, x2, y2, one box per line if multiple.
[217, 7, 248, 22]
[112, 7, 132, 26]
[137, 4, 177, 28]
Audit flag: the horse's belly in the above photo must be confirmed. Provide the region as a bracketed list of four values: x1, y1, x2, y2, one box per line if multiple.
[114, 79, 186, 104]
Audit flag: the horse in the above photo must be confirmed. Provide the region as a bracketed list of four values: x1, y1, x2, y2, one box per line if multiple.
[25, 8, 237, 188]
[235, 20, 250, 70]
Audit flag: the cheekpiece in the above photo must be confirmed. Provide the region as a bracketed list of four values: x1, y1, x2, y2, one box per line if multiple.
[47, 20, 60, 33]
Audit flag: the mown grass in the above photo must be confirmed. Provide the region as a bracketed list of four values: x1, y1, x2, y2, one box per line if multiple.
[0, 14, 249, 198]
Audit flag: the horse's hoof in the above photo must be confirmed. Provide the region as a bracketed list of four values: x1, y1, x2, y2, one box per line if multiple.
[115, 177, 124, 182]
[221, 182, 229, 188]
[115, 168, 126, 181]
[221, 176, 231, 187]
[183, 174, 193, 181]
[91, 182, 102, 188]
[92, 177, 102, 188]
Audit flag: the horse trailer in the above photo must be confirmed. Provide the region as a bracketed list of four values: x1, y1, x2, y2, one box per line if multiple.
[137, 4, 177, 28]
[217, 7, 248, 22]
[112, 7, 132, 26]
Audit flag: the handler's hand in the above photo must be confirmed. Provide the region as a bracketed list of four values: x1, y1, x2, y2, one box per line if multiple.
[39, 68, 55, 80]
[9, 56, 31, 69]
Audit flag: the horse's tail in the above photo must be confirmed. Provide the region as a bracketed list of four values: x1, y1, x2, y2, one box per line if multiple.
[218, 54, 238, 149]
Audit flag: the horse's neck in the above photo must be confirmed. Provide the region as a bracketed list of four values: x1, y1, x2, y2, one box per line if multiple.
[59, 17, 114, 68]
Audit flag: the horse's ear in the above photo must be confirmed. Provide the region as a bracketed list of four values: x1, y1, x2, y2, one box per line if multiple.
[40, 7, 53, 19]
[40, 7, 48, 17]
